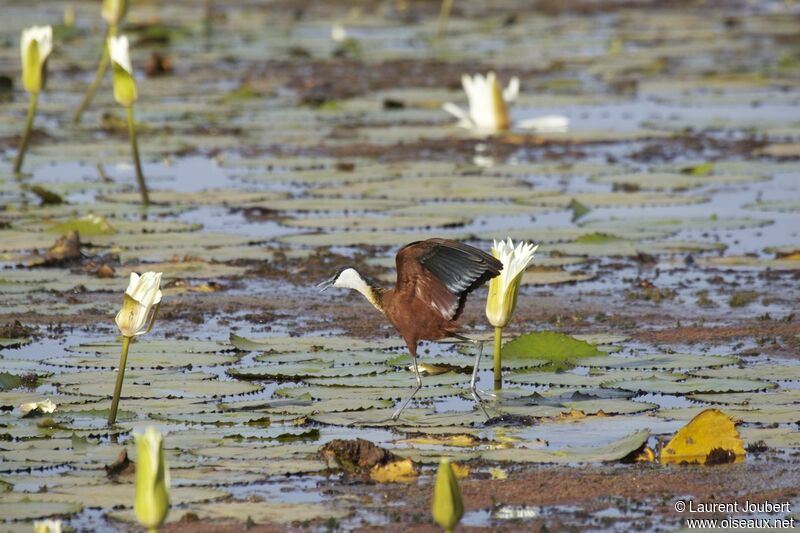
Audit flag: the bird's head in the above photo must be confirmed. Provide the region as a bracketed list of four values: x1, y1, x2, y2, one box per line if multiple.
[317, 267, 384, 312]
[317, 267, 365, 293]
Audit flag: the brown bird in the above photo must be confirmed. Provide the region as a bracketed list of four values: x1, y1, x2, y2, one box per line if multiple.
[318, 238, 503, 420]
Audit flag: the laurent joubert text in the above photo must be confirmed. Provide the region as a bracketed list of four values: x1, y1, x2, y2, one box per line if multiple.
[675, 499, 795, 530]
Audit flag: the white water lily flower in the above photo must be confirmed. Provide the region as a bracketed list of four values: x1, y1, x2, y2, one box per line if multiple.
[109, 35, 138, 106]
[331, 24, 348, 43]
[443, 72, 569, 134]
[516, 114, 569, 133]
[115, 272, 162, 337]
[21, 25, 53, 93]
[34, 519, 62, 533]
[135, 427, 170, 530]
[108, 35, 133, 74]
[443, 72, 515, 132]
[485, 238, 538, 328]
[19, 398, 57, 417]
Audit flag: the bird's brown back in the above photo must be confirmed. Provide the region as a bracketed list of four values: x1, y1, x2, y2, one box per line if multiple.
[381, 239, 502, 347]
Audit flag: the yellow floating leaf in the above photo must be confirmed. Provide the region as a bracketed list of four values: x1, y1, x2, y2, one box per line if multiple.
[634, 447, 655, 463]
[401, 435, 480, 447]
[369, 458, 418, 483]
[450, 463, 470, 479]
[408, 363, 457, 376]
[489, 467, 508, 480]
[560, 408, 585, 420]
[660, 409, 745, 465]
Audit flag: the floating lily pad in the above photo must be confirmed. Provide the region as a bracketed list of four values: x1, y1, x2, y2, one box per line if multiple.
[480, 429, 650, 463]
[0, 500, 82, 521]
[696, 255, 800, 270]
[691, 364, 800, 381]
[575, 353, 738, 370]
[228, 363, 389, 380]
[229, 333, 403, 352]
[502, 332, 603, 369]
[274, 385, 462, 401]
[281, 214, 470, 230]
[606, 377, 775, 395]
[590, 173, 766, 191]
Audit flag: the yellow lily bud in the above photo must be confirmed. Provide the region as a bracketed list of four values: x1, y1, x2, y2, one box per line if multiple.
[485, 238, 538, 328]
[135, 427, 170, 530]
[20, 26, 53, 94]
[432, 458, 463, 533]
[102, 0, 128, 26]
[115, 272, 162, 337]
[108, 35, 137, 107]
[33, 520, 61, 533]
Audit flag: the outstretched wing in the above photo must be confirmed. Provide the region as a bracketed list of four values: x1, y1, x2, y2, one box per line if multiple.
[396, 239, 502, 320]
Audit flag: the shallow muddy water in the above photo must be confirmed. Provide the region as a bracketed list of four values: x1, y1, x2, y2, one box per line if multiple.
[1, 0, 800, 531]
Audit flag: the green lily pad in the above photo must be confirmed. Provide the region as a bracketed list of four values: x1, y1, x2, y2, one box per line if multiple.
[502, 332, 603, 369]
[691, 364, 800, 382]
[480, 429, 650, 463]
[0, 500, 82, 521]
[590, 172, 766, 191]
[575, 353, 739, 370]
[606, 377, 775, 395]
[228, 363, 389, 380]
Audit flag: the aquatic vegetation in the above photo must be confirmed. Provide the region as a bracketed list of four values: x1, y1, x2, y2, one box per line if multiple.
[431, 458, 463, 533]
[486, 238, 538, 388]
[135, 427, 170, 532]
[109, 35, 150, 205]
[33, 520, 62, 533]
[72, 0, 128, 124]
[0, 0, 799, 529]
[443, 72, 568, 133]
[109, 272, 162, 425]
[14, 25, 52, 174]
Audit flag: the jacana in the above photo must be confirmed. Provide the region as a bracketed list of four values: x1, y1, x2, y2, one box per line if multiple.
[318, 238, 502, 420]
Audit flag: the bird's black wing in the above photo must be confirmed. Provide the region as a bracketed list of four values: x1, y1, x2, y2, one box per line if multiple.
[396, 239, 502, 320]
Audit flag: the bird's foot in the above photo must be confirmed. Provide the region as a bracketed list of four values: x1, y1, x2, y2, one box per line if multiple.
[470, 387, 491, 421]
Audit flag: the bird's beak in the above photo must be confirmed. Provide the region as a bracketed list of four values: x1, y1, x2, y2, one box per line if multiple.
[317, 275, 336, 292]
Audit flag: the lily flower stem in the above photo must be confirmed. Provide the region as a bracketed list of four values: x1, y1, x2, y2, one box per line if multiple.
[72, 25, 115, 125]
[13, 91, 38, 175]
[493, 326, 503, 390]
[126, 105, 149, 206]
[436, 0, 453, 39]
[108, 335, 131, 425]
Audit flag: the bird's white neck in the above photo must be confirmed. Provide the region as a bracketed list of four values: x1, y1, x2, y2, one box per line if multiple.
[334, 268, 384, 312]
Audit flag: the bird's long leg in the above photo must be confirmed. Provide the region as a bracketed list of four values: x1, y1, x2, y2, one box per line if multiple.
[391, 356, 422, 421]
[469, 339, 491, 420]
[450, 333, 492, 419]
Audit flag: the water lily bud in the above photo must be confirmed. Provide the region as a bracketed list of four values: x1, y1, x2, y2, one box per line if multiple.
[135, 427, 170, 530]
[431, 458, 463, 533]
[102, 0, 128, 26]
[108, 35, 137, 107]
[115, 272, 162, 337]
[20, 26, 53, 94]
[33, 519, 61, 533]
[64, 6, 75, 28]
[485, 238, 538, 328]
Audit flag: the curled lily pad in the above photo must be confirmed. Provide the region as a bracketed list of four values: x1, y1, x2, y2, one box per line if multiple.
[480, 429, 650, 464]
